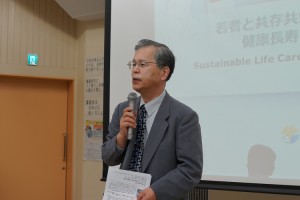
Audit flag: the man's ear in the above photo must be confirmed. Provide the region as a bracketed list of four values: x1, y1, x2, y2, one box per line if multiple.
[161, 66, 170, 80]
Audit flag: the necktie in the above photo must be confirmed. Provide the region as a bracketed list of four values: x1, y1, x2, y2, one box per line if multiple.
[129, 105, 147, 172]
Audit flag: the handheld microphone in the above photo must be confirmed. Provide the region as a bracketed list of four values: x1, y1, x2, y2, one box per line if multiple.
[127, 92, 137, 140]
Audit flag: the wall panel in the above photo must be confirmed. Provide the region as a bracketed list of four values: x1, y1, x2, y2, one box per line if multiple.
[13, 0, 21, 64]
[1, 0, 9, 63]
[0, 0, 77, 69]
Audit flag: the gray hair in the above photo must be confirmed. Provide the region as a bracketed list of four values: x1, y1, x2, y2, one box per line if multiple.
[135, 39, 175, 81]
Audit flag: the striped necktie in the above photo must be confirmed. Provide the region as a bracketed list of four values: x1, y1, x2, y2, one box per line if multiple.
[129, 104, 147, 172]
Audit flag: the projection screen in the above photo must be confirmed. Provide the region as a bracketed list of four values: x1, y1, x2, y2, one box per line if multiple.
[103, 0, 300, 195]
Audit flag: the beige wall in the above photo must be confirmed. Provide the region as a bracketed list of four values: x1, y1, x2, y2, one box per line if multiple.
[0, 0, 105, 200]
[0, 1, 298, 200]
[76, 19, 106, 200]
[0, 0, 76, 71]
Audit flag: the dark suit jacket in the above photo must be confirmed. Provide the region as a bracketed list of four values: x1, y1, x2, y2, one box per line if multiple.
[102, 92, 203, 200]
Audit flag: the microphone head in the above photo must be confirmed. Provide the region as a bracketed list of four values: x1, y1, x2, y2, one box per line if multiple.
[127, 92, 137, 101]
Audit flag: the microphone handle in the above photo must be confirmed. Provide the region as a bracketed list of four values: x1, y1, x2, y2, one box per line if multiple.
[127, 99, 135, 140]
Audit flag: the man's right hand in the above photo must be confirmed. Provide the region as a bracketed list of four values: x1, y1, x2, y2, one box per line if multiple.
[116, 107, 136, 148]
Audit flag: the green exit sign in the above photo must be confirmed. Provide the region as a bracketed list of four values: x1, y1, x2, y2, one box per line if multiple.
[27, 54, 38, 66]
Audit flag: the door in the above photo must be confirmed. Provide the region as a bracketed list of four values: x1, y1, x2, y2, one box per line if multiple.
[0, 76, 68, 200]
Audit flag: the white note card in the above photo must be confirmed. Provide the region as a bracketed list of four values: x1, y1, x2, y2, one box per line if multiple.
[103, 167, 152, 200]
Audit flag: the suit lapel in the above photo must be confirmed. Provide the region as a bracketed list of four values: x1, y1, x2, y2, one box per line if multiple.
[141, 93, 171, 172]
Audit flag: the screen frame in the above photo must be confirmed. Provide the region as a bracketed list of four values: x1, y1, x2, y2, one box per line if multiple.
[102, 0, 300, 195]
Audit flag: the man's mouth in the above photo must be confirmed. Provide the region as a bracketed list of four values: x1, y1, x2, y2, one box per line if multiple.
[132, 77, 141, 81]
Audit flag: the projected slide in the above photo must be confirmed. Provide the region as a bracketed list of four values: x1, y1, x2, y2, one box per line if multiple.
[155, 0, 300, 185]
[109, 0, 300, 187]
[157, 0, 300, 96]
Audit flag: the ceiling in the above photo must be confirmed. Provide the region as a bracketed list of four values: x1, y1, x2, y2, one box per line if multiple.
[55, 0, 105, 21]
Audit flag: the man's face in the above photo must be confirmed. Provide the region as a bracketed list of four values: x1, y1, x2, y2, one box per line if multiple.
[131, 46, 167, 96]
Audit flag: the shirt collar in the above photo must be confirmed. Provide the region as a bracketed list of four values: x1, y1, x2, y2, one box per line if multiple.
[140, 90, 166, 117]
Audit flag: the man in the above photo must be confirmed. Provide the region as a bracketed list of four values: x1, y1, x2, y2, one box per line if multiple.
[102, 39, 203, 200]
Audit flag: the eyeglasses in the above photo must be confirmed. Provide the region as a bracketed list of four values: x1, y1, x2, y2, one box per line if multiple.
[127, 61, 157, 69]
